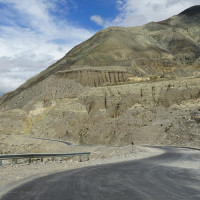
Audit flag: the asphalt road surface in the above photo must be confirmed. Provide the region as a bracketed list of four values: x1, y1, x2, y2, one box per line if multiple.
[1, 147, 200, 200]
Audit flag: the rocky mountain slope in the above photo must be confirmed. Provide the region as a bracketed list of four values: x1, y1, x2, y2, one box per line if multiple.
[0, 6, 200, 149]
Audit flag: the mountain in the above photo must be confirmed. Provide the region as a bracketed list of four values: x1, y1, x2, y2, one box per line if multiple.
[0, 6, 200, 150]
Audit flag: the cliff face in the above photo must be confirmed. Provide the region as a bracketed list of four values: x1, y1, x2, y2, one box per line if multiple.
[56, 69, 133, 87]
[0, 6, 200, 149]
[0, 76, 199, 147]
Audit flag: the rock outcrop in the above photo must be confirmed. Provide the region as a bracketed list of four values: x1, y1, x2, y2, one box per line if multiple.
[0, 6, 200, 149]
[56, 69, 133, 87]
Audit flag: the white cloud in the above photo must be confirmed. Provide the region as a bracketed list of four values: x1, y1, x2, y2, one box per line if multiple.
[108, 0, 198, 27]
[0, 0, 94, 95]
[0, 77, 24, 96]
[90, 15, 104, 26]
[0, 54, 55, 95]
[116, 0, 124, 6]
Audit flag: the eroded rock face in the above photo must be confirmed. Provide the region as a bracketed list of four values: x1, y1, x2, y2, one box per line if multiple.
[0, 77, 199, 147]
[0, 6, 200, 149]
[56, 69, 132, 87]
[0, 76, 87, 111]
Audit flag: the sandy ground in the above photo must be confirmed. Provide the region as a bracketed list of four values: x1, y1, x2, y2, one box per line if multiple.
[0, 144, 163, 188]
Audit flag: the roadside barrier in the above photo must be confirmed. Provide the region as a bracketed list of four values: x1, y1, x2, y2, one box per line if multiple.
[0, 152, 90, 166]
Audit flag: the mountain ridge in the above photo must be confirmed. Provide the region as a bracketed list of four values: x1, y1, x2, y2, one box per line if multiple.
[179, 5, 200, 17]
[1, 6, 200, 105]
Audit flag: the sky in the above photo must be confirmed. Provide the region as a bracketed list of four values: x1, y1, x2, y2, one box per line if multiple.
[0, 0, 198, 96]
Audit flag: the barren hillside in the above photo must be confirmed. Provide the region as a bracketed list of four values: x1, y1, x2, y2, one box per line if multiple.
[0, 6, 200, 151]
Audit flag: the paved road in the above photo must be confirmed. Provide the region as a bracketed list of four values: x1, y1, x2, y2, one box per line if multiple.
[1, 147, 200, 200]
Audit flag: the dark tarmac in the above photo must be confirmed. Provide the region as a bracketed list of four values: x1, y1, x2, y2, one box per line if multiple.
[1, 147, 200, 200]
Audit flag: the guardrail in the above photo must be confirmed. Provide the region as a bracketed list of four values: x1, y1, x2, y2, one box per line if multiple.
[0, 152, 91, 166]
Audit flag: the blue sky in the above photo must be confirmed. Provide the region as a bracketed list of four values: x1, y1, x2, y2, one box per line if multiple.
[0, 0, 119, 33]
[0, 0, 198, 95]
[53, 0, 119, 30]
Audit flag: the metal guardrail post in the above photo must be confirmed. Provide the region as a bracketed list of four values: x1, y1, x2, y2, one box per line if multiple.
[61, 157, 64, 162]
[79, 155, 82, 162]
[51, 157, 55, 162]
[12, 159, 17, 165]
[0, 160, 2, 166]
[28, 158, 32, 164]
[41, 158, 43, 163]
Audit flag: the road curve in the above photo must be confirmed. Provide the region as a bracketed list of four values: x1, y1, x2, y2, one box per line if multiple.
[1, 147, 200, 200]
